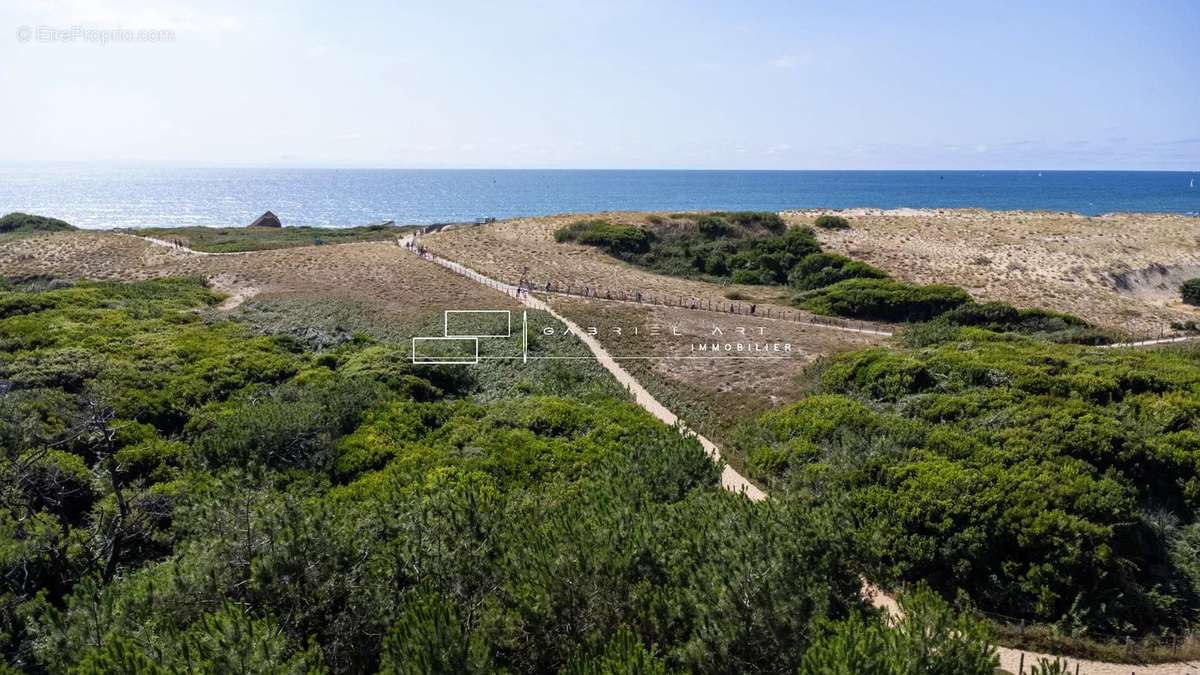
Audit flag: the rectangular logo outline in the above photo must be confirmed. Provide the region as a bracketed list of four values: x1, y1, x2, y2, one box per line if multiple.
[411, 336, 480, 364]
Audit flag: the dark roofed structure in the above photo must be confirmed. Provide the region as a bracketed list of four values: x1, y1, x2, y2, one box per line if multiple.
[249, 210, 282, 228]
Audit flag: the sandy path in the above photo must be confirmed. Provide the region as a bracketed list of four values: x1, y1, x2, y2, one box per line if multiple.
[1102, 335, 1200, 348]
[403, 234, 1200, 674]
[129, 234, 245, 256]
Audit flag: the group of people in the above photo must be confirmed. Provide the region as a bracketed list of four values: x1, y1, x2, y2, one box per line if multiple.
[399, 236, 428, 258]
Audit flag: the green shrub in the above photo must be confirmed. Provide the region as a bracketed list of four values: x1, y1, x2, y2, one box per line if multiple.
[731, 269, 766, 285]
[798, 278, 972, 322]
[941, 302, 1087, 331]
[554, 219, 654, 255]
[703, 254, 730, 276]
[788, 253, 887, 291]
[559, 215, 837, 288]
[822, 348, 933, 400]
[813, 214, 850, 230]
[561, 627, 670, 675]
[380, 591, 492, 674]
[191, 376, 385, 470]
[0, 212, 76, 234]
[643, 224, 819, 284]
[1182, 278, 1200, 306]
[931, 302, 1107, 344]
[696, 215, 735, 238]
[715, 211, 786, 234]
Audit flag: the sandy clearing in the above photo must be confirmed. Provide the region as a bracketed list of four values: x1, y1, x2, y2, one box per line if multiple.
[787, 208, 1200, 335]
[207, 273, 260, 310]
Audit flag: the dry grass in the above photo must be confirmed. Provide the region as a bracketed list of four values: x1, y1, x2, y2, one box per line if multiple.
[786, 208, 1200, 333]
[0, 231, 519, 328]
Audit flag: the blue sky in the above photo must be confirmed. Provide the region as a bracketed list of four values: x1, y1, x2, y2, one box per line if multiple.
[1, 0, 1197, 169]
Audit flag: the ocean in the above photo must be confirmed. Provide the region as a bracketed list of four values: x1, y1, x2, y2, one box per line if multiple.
[1, 167, 1197, 229]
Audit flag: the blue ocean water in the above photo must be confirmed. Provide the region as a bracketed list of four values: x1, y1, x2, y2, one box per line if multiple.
[0, 167, 1197, 229]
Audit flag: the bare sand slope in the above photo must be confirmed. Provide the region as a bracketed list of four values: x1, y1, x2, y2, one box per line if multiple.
[787, 208, 1200, 334]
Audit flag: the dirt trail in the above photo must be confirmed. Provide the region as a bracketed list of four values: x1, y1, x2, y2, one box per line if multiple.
[402, 234, 1200, 675]
[1102, 335, 1200, 348]
[128, 234, 244, 256]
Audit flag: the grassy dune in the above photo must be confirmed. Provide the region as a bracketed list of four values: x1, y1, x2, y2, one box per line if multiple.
[122, 223, 415, 252]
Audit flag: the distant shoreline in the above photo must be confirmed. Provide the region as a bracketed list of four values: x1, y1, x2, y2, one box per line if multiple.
[34, 206, 1200, 231]
[2, 168, 1197, 227]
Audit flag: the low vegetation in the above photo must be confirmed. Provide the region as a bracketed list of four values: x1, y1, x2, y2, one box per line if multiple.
[1183, 278, 1200, 307]
[0, 212, 76, 235]
[795, 277, 971, 322]
[934, 302, 1110, 344]
[734, 326, 1200, 642]
[812, 214, 850, 230]
[554, 213, 824, 286]
[788, 252, 887, 291]
[0, 277, 1005, 673]
[122, 223, 412, 252]
[553, 218, 653, 255]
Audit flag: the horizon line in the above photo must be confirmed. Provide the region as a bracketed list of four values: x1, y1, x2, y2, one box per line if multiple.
[0, 161, 1197, 173]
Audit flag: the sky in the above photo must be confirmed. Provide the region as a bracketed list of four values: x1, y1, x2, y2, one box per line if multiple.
[0, 0, 1197, 170]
